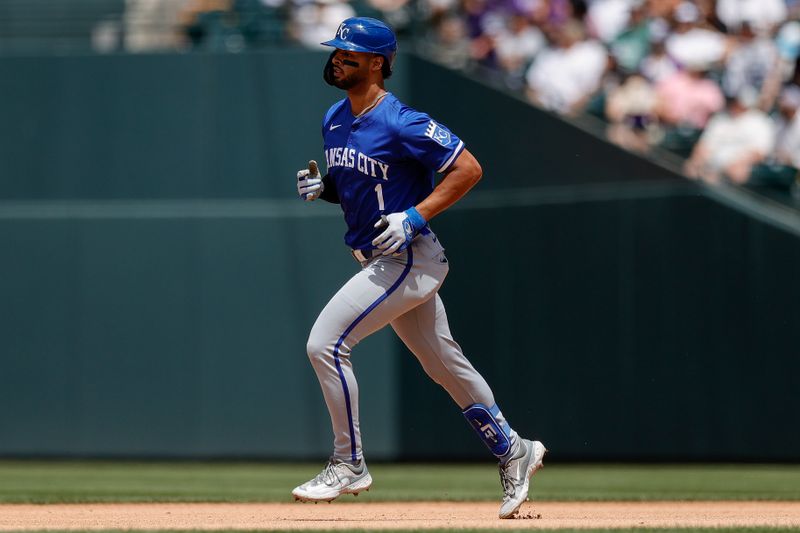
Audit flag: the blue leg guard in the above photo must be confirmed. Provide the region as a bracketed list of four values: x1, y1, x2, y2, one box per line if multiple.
[462, 403, 514, 458]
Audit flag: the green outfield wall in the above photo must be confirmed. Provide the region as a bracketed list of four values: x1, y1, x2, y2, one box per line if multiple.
[402, 193, 800, 461]
[0, 51, 798, 460]
[0, 50, 395, 199]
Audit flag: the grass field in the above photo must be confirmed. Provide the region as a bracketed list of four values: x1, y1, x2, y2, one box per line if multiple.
[1, 461, 799, 503]
[1, 462, 799, 533]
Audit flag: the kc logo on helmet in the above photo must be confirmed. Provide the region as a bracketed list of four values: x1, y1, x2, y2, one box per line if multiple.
[338, 23, 350, 40]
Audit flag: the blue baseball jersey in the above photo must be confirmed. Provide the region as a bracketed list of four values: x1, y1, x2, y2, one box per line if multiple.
[321, 93, 465, 250]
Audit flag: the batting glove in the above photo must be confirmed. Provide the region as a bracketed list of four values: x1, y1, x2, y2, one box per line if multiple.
[297, 168, 324, 201]
[372, 207, 427, 256]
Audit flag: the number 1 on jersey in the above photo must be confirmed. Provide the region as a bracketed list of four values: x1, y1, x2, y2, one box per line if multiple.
[375, 183, 385, 211]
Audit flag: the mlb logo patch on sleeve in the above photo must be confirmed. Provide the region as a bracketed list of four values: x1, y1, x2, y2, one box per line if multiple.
[425, 120, 452, 147]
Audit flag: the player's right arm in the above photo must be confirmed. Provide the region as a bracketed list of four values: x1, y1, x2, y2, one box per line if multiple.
[414, 148, 482, 222]
[373, 107, 477, 255]
[373, 149, 481, 255]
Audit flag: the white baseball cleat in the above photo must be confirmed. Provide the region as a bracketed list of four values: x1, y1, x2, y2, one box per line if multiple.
[292, 457, 373, 502]
[498, 439, 547, 519]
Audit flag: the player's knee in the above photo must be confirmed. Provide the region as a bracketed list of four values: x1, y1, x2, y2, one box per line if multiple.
[306, 333, 333, 364]
[306, 337, 324, 361]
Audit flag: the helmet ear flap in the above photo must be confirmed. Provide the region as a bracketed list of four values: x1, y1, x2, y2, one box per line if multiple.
[381, 57, 392, 79]
[323, 50, 337, 86]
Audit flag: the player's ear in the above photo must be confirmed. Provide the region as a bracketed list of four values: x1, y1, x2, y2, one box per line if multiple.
[371, 54, 384, 73]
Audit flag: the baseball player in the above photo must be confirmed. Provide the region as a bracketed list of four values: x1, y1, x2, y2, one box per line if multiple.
[291, 17, 546, 519]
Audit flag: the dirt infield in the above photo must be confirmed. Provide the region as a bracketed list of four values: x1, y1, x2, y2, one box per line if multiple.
[2, 502, 800, 530]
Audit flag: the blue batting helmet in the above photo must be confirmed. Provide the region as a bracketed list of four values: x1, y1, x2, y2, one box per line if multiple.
[321, 17, 398, 84]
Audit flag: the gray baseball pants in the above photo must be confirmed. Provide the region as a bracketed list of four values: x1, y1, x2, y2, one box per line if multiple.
[306, 230, 516, 462]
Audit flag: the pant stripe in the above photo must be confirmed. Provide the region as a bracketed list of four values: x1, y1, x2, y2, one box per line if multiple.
[332, 247, 414, 462]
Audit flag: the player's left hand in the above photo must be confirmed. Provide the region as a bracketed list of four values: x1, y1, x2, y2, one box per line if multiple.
[372, 207, 427, 256]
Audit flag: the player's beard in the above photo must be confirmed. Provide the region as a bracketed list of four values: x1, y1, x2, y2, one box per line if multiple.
[332, 68, 366, 91]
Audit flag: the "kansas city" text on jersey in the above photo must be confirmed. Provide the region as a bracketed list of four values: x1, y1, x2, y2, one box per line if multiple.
[325, 147, 389, 180]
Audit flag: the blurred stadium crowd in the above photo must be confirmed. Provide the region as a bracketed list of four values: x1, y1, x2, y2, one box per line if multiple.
[416, 0, 800, 196]
[3, 0, 799, 196]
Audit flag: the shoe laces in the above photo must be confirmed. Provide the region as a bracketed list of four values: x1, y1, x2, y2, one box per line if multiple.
[315, 458, 350, 486]
[499, 461, 518, 498]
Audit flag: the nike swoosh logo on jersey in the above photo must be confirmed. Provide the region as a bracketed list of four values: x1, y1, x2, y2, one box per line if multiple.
[330, 124, 342, 130]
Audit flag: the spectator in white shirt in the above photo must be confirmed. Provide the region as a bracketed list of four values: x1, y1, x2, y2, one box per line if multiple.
[722, 22, 779, 98]
[716, 0, 787, 33]
[494, 14, 546, 79]
[684, 88, 777, 184]
[525, 19, 608, 114]
[585, 0, 635, 43]
[665, 2, 728, 71]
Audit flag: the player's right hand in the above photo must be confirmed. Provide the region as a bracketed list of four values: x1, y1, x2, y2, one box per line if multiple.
[297, 168, 324, 201]
[372, 207, 427, 256]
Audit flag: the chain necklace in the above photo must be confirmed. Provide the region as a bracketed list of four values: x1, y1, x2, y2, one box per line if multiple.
[354, 91, 388, 119]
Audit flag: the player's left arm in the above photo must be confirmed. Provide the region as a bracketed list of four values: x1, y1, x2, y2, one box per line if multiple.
[414, 148, 482, 221]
